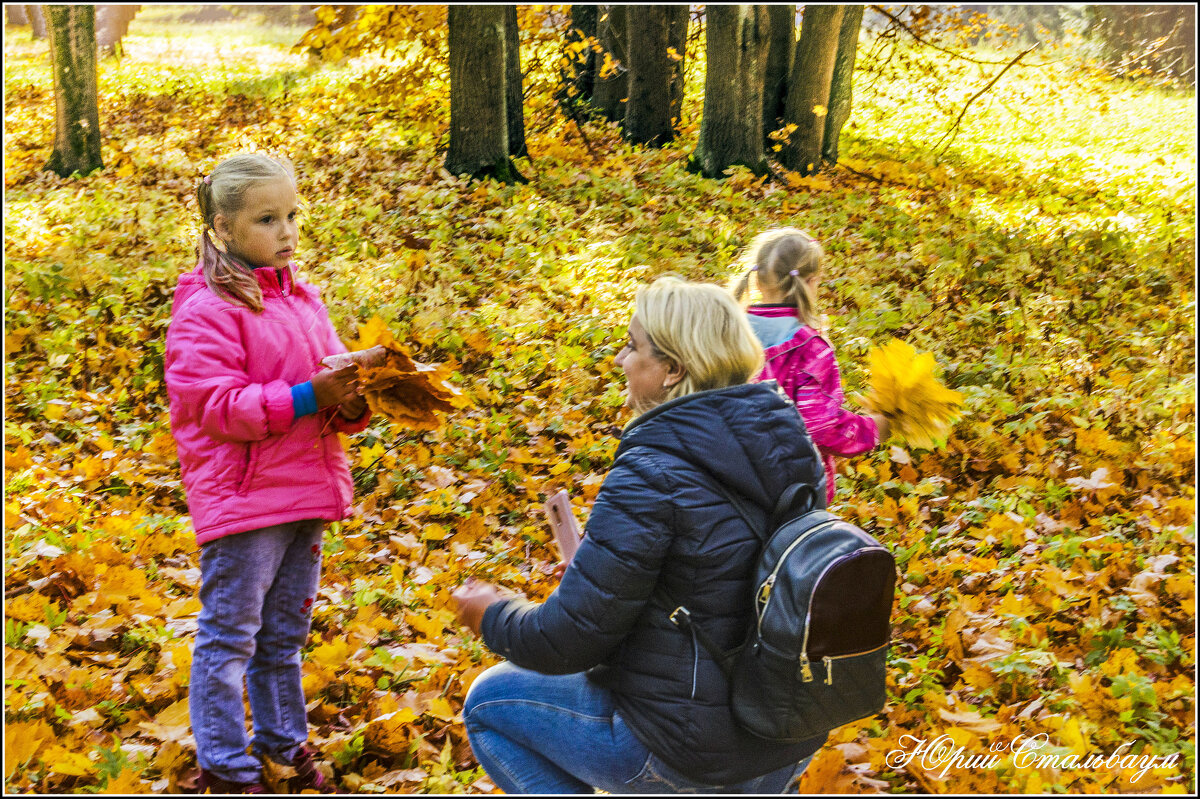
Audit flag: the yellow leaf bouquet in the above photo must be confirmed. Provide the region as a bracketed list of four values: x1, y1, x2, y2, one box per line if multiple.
[859, 339, 963, 449]
[323, 319, 463, 430]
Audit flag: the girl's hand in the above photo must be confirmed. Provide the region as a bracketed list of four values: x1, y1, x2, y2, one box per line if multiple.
[871, 413, 891, 442]
[452, 578, 506, 636]
[552, 562, 568, 581]
[312, 364, 358, 408]
[339, 393, 367, 420]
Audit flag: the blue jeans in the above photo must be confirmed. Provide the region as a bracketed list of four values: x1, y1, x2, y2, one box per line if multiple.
[463, 662, 812, 794]
[190, 519, 324, 782]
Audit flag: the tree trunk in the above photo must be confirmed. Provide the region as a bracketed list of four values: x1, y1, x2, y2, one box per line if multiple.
[8, 6, 30, 25]
[822, 5, 862, 163]
[27, 5, 47, 39]
[505, 5, 526, 158]
[446, 6, 524, 182]
[781, 4, 844, 175]
[592, 4, 628, 123]
[692, 5, 769, 177]
[97, 5, 140, 57]
[667, 5, 689, 124]
[625, 5, 677, 147]
[44, 5, 102, 177]
[762, 4, 795, 143]
[561, 4, 598, 107]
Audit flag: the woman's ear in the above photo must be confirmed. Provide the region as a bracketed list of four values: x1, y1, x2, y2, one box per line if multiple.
[662, 359, 686, 389]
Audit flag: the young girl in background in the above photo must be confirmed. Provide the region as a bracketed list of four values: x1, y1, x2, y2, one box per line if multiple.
[731, 227, 888, 505]
[165, 153, 370, 794]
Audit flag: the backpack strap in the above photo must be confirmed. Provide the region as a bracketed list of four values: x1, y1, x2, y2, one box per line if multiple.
[715, 479, 822, 542]
[666, 478, 821, 678]
[619, 442, 823, 677]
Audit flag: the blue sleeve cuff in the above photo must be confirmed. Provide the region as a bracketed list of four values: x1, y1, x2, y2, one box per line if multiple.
[291, 381, 319, 417]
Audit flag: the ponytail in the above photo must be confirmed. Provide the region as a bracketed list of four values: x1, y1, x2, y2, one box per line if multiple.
[784, 269, 820, 329]
[195, 221, 264, 313]
[730, 267, 755, 304]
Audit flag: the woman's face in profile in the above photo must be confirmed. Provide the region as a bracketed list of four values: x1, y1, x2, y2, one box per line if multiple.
[615, 316, 672, 413]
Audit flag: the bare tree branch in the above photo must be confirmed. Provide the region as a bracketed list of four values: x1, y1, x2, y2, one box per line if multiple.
[867, 5, 1038, 67]
[933, 42, 1041, 159]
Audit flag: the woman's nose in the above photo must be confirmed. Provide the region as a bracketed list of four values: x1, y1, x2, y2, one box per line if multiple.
[614, 347, 629, 367]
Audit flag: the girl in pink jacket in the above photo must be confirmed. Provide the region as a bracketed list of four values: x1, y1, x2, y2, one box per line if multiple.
[165, 153, 368, 794]
[732, 228, 888, 505]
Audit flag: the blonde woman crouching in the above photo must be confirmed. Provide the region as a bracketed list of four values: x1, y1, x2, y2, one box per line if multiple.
[453, 276, 827, 793]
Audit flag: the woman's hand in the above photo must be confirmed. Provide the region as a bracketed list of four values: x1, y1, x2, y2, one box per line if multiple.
[870, 413, 891, 442]
[312, 364, 358, 409]
[452, 578, 506, 636]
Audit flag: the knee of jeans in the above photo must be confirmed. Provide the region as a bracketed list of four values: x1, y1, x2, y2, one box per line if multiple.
[463, 662, 520, 721]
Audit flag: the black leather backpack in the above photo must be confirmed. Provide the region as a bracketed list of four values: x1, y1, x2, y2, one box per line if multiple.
[670, 483, 897, 742]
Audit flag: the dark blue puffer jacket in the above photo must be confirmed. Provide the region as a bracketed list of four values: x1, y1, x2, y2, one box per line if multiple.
[481, 382, 828, 785]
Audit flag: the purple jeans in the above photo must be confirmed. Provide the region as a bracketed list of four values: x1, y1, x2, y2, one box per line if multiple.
[190, 519, 324, 782]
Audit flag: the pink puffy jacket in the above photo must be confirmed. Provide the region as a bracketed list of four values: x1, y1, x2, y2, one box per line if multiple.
[747, 305, 880, 504]
[165, 263, 370, 545]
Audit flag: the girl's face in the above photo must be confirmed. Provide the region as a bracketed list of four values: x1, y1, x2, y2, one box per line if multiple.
[215, 177, 299, 270]
[614, 316, 684, 413]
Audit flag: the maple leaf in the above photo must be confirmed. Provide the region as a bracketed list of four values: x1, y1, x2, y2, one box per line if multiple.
[331, 334, 463, 429]
[860, 339, 964, 449]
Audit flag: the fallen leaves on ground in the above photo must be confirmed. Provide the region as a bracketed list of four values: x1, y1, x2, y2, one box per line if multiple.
[3, 6, 1194, 795]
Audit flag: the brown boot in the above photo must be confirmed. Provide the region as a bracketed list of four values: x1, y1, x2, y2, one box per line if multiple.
[288, 746, 339, 794]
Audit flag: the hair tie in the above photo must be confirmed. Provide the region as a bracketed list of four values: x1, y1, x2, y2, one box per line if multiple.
[749, 265, 759, 272]
[203, 175, 211, 185]
[789, 269, 799, 277]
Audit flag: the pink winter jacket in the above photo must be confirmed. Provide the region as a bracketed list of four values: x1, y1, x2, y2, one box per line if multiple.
[165, 263, 370, 545]
[747, 306, 879, 504]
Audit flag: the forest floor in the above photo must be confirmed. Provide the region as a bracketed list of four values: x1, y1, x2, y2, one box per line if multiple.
[3, 8, 1195, 794]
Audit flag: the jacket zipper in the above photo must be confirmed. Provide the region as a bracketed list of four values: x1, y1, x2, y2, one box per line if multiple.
[689, 627, 699, 699]
[283, 293, 343, 513]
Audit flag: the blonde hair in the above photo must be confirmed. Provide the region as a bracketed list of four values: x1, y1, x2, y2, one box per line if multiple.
[729, 228, 824, 328]
[635, 276, 764, 406]
[195, 153, 296, 312]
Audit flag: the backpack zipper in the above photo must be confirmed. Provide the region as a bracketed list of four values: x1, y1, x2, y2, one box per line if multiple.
[755, 518, 839, 640]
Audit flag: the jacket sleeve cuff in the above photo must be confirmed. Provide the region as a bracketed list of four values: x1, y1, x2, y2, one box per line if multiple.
[480, 598, 515, 656]
[263, 380, 295, 435]
[291, 381, 319, 417]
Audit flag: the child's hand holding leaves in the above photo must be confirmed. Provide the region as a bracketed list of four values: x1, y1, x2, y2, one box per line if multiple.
[859, 339, 962, 449]
[326, 324, 463, 429]
[311, 364, 359, 409]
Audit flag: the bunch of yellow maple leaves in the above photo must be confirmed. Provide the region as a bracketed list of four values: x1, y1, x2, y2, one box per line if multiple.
[325, 334, 461, 430]
[860, 338, 964, 449]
